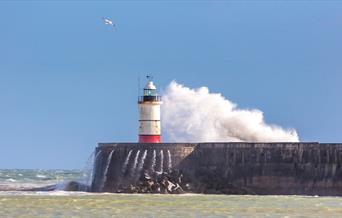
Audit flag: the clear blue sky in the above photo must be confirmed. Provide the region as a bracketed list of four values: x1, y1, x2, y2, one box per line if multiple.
[1, 1, 341, 169]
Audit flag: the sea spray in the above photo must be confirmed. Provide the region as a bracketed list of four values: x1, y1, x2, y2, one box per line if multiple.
[167, 150, 172, 172]
[101, 149, 115, 191]
[121, 150, 132, 176]
[78, 151, 95, 187]
[80, 150, 102, 191]
[159, 150, 164, 173]
[130, 150, 141, 177]
[162, 81, 299, 142]
[55, 151, 100, 191]
[135, 150, 148, 180]
[151, 150, 156, 172]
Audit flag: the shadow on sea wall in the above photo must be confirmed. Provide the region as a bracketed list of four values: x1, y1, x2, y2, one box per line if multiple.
[91, 143, 342, 196]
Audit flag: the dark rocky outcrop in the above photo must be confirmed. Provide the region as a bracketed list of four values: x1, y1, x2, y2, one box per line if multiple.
[116, 171, 185, 194]
[18, 181, 89, 192]
[91, 142, 342, 196]
[63, 181, 90, 192]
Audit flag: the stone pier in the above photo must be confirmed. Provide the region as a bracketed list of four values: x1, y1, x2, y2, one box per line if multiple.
[91, 142, 342, 196]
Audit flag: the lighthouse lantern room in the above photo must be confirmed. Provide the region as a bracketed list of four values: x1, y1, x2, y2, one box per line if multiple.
[138, 77, 162, 143]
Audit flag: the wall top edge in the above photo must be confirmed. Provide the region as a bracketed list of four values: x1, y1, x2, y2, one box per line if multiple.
[95, 142, 342, 148]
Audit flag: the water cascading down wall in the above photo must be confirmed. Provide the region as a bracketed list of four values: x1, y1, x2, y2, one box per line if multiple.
[91, 142, 342, 196]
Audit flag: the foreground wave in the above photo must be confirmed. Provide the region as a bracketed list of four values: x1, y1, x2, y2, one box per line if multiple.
[1, 170, 342, 217]
[0, 192, 342, 217]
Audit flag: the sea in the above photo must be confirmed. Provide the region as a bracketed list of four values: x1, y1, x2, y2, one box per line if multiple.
[0, 169, 342, 217]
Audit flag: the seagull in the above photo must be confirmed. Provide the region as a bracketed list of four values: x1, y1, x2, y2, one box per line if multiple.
[102, 17, 115, 27]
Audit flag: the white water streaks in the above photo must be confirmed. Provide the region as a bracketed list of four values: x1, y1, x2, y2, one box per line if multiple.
[162, 81, 299, 142]
[121, 150, 132, 175]
[167, 150, 172, 171]
[159, 150, 164, 173]
[135, 150, 148, 180]
[130, 150, 141, 177]
[93, 150, 103, 164]
[101, 149, 115, 191]
[85, 151, 96, 187]
[151, 150, 156, 172]
[82, 150, 102, 189]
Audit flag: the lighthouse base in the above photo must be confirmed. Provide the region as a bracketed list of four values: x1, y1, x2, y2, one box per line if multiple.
[139, 135, 161, 143]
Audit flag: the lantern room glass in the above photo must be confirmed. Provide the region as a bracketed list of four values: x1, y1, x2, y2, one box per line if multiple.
[144, 89, 157, 96]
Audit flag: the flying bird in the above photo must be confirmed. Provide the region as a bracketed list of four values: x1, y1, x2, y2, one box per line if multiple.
[102, 17, 115, 27]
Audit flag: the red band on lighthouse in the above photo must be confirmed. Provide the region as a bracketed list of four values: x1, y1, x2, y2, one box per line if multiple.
[139, 135, 161, 143]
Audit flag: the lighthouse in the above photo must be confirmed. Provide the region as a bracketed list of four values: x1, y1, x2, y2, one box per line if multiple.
[138, 77, 162, 143]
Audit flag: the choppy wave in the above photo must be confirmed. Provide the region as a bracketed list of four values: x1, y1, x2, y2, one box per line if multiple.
[1, 169, 342, 217]
[0, 169, 82, 191]
[0, 192, 341, 217]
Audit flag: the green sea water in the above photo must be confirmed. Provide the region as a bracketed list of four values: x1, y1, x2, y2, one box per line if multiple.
[1, 193, 342, 217]
[1, 169, 342, 217]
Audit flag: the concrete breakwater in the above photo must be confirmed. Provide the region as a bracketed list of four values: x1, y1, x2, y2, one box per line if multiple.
[91, 143, 342, 196]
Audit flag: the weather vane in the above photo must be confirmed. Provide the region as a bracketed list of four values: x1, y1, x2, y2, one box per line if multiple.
[146, 75, 153, 81]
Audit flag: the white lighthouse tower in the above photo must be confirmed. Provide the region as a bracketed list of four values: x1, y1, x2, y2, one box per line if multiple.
[138, 76, 162, 143]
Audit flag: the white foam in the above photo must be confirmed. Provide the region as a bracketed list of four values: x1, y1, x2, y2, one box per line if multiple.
[162, 81, 299, 142]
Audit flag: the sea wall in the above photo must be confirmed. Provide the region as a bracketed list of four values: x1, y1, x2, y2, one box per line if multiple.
[91, 142, 342, 196]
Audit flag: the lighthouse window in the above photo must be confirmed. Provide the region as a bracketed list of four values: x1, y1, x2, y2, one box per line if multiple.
[144, 89, 156, 96]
